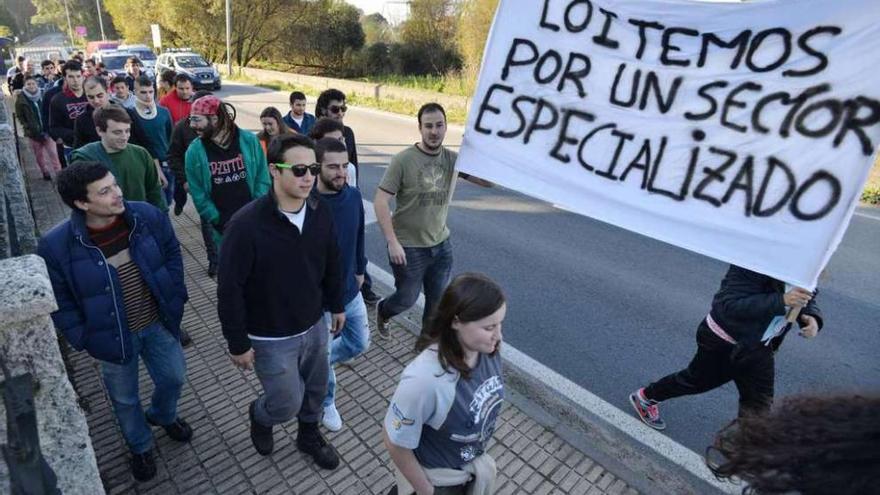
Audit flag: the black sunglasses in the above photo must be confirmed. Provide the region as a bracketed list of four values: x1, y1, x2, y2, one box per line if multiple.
[328, 104, 347, 114]
[273, 162, 320, 177]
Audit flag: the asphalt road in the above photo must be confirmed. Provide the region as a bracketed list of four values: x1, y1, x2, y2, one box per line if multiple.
[216, 81, 880, 453]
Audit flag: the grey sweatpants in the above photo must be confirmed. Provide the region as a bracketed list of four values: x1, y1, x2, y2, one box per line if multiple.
[251, 320, 329, 426]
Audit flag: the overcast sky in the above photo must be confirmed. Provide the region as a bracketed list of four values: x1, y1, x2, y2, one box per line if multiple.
[344, 0, 410, 23]
[346, 0, 388, 15]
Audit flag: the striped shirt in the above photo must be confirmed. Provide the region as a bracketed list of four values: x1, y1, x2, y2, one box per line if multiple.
[88, 216, 159, 332]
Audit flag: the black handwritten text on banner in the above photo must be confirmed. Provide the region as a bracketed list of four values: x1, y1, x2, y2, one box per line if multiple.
[456, 0, 880, 289]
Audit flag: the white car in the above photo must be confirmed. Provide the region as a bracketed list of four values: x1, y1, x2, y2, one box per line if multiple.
[118, 44, 158, 73]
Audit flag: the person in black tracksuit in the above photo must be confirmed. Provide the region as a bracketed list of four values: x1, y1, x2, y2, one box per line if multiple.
[629, 265, 824, 430]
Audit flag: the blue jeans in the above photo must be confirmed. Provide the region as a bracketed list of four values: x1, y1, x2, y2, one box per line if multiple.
[322, 293, 370, 408]
[379, 239, 453, 330]
[251, 321, 329, 426]
[161, 164, 175, 207]
[100, 322, 187, 454]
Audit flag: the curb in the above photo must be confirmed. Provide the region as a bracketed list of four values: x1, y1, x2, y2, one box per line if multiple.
[367, 262, 741, 495]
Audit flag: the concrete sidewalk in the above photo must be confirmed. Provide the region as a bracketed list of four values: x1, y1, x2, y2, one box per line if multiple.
[20, 146, 638, 494]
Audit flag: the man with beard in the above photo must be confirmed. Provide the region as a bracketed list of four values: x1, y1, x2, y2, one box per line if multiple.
[310, 88, 379, 306]
[168, 90, 218, 276]
[218, 133, 343, 468]
[159, 73, 194, 125]
[314, 137, 369, 432]
[111, 76, 137, 109]
[185, 95, 271, 248]
[373, 103, 491, 338]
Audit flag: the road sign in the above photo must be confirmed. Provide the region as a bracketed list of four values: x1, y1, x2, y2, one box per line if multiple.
[150, 24, 162, 49]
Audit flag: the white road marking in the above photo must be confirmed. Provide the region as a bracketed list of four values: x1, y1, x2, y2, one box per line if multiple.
[855, 210, 880, 221]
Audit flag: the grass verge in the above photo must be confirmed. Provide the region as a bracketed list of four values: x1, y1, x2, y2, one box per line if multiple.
[226, 73, 468, 125]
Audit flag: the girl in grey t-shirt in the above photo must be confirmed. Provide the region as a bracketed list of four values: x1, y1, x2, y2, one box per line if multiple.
[384, 273, 506, 495]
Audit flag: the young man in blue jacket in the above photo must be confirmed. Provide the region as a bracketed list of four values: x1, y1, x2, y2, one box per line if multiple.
[314, 137, 370, 432]
[37, 161, 192, 482]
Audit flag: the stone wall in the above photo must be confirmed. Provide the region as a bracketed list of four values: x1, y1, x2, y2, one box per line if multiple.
[0, 95, 37, 259]
[0, 254, 104, 494]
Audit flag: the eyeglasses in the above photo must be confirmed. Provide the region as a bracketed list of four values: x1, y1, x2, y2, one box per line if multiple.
[273, 162, 320, 177]
[328, 104, 347, 114]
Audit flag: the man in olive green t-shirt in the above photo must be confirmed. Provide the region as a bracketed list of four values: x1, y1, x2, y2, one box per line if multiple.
[71, 104, 167, 211]
[373, 102, 491, 337]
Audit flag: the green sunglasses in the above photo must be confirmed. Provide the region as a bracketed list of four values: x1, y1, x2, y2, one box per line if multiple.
[272, 162, 320, 177]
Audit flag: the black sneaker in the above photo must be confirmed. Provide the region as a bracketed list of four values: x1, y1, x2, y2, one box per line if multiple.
[173, 203, 184, 216]
[629, 388, 666, 430]
[361, 287, 381, 306]
[131, 450, 157, 481]
[375, 299, 390, 339]
[42, 173, 52, 181]
[249, 401, 274, 455]
[179, 328, 193, 347]
[296, 421, 339, 470]
[208, 261, 218, 279]
[146, 414, 193, 442]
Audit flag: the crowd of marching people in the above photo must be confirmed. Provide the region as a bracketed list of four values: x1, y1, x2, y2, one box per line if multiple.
[6, 51, 878, 494]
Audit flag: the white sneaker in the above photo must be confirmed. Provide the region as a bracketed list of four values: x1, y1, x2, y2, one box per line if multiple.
[322, 404, 343, 432]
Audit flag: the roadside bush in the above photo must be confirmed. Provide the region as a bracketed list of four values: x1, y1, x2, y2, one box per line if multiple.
[862, 186, 880, 205]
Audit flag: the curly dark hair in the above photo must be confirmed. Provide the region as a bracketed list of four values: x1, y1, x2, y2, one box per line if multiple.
[315, 88, 346, 118]
[708, 394, 880, 495]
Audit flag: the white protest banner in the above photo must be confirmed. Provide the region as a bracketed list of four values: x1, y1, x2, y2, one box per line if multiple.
[457, 0, 880, 289]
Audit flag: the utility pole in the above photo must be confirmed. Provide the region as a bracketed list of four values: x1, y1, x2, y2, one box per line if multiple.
[62, 0, 74, 44]
[225, 0, 232, 75]
[95, 0, 107, 41]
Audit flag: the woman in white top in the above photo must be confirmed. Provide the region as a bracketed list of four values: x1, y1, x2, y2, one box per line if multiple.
[384, 273, 506, 495]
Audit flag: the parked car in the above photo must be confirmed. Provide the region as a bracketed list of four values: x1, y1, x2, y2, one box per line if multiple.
[118, 44, 158, 73]
[95, 50, 155, 80]
[14, 45, 76, 65]
[156, 49, 221, 90]
[86, 40, 121, 58]
[93, 51, 134, 78]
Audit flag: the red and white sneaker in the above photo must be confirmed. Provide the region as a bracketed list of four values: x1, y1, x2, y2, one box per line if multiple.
[629, 388, 666, 430]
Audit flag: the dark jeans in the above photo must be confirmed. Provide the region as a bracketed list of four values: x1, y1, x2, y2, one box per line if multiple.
[644, 323, 775, 416]
[199, 215, 218, 267]
[378, 239, 453, 332]
[161, 164, 175, 207]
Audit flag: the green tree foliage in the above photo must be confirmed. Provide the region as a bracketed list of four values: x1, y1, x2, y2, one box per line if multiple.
[0, 3, 19, 38]
[398, 0, 461, 75]
[268, 0, 364, 72]
[361, 12, 392, 46]
[456, 0, 498, 75]
[30, 0, 117, 42]
[103, 0, 156, 43]
[105, 0, 362, 69]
